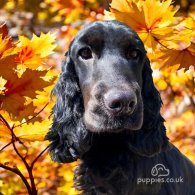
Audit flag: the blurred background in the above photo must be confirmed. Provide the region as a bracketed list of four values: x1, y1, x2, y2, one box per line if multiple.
[0, 0, 194, 194]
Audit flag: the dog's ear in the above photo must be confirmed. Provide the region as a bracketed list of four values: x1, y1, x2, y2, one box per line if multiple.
[46, 52, 91, 163]
[142, 58, 162, 128]
[127, 58, 170, 157]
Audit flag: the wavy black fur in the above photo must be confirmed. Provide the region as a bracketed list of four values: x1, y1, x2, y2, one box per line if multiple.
[46, 20, 195, 195]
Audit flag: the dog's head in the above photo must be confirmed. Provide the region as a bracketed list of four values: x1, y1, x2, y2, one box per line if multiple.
[46, 20, 169, 162]
[67, 20, 146, 132]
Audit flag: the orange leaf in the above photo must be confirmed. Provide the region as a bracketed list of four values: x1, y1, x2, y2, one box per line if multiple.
[0, 23, 18, 59]
[0, 119, 11, 142]
[157, 43, 195, 71]
[0, 24, 19, 80]
[105, 0, 179, 51]
[13, 119, 51, 142]
[0, 55, 18, 81]
[0, 69, 54, 119]
[16, 33, 56, 69]
[0, 117, 50, 142]
[0, 23, 8, 38]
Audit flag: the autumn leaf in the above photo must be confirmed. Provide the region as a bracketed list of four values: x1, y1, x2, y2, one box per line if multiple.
[0, 23, 19, 58]
[45, 0, 82, 13]
[0, 23, 8, 38]
[0, 69, 55, 119]
[0, 55, 18, 81]
[0, 1, 195, 195]
[170, 67, 195, 95]
[13, 102, 43, 123]
[12, 120, 51, 142]
[0, 118, 51, 142]
[156, 43, 195, 70]
[105, 0, 179, 51]
[30, 33, 56, 58]
[0, 118, 11, 142]
[166, 110, 195, 162]
[44, 0, 83, 23]
[16, 32, 56, 69]
[0, 23, 12, 58]
[0, 77, 6, 92]
[0, 24, 19, 81]
[64, 7, 84, 24]
[0, 33, 13, 58]
[159, 18, 195, 50]
[154, 66, 195, 94]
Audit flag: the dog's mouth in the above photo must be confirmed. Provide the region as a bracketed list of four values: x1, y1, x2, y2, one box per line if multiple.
[83, 83, 143, 133]
[84, 101, 143, 133]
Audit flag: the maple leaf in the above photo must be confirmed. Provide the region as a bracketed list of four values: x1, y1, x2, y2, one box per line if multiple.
[0, 118, 11, 142]
[0, 69, 55, 119]
[30, 33, 56, 58]
[12, 120, 51, 142]
[0, 23, 18, 59]
[16, 32, 56, 69]
[0, 118, 50, 142]
[13, 102, 42, 123]
[0, 33, 12, 58]
[0, 23, 8, 38]
[105, 0, 179, 51]
[159, 18, 195, 50]
[0, 55, 18, 81]
[157, 43, 195, 71]
[0, 24, 19, 81]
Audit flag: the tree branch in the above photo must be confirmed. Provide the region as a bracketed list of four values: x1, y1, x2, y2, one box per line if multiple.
[0, 163, 32, 194]
[31, 146, 49, 169]
[0, 141, 12, 152]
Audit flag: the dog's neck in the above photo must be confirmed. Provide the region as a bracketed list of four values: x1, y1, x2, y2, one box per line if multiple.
[82, 117, 169, 165]
[82, 131, 142, 166]
[75, 130, 166, 194]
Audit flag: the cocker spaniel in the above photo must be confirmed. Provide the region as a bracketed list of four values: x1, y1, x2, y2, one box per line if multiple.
[46, 20, 195, 195]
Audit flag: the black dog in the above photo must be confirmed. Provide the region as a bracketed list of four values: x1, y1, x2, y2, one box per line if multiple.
[46, 20, 195, 195]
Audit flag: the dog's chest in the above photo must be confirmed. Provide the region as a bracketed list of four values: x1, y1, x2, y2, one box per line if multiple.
[76, 155, 162, 195]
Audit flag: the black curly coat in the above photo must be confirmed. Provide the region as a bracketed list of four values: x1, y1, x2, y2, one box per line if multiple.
[46, 20, 195, 195]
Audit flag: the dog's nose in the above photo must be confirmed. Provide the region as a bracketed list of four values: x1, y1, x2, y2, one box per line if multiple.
[104, 89, 137, 115]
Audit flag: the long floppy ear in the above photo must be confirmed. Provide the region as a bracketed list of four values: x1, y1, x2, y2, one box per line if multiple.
[46, 52, 91, 163]
[127, 58, 170, 157]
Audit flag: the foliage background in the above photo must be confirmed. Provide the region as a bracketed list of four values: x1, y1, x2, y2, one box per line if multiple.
[0, 0, 194, 194]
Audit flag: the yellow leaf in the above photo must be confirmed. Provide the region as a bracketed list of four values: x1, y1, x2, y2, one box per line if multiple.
[157, 43, 195, 71]
[64, 7, 83, 24]
[13, 119, 51, 142]
[16, 33, 56, 69]
[109, 0, 132, 13]
[0, 118, 51, 142]
[0, 119, 11, 142]
[31, 32, 56, 58]
[105, 0, 179, 51]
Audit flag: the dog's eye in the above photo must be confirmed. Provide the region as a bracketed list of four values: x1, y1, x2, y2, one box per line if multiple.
[127, 49, 140, 59]
[79, 48, 92, 60]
